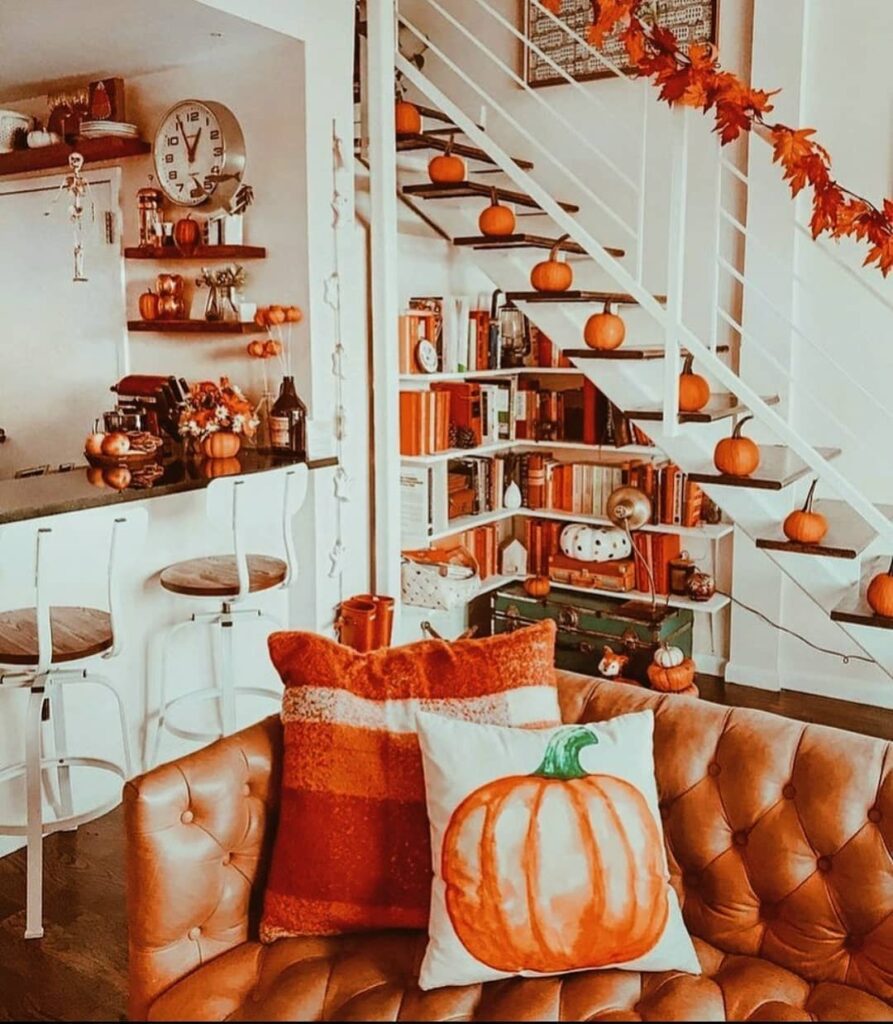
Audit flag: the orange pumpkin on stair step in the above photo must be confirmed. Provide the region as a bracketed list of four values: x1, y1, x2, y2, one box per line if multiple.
[713, 415, 760, 477]
[530, 234, 574, 293]
[584, 301, 625, 350]
[478, 187, 516, 237]
[783, 479, 828, 544]
[395, 100, 422, 136]
[867, 558, 893, 618]
[678, 353, 710, 412]
[428, 137, 466, 184]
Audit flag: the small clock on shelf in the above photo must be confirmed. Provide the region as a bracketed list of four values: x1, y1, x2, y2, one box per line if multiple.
[153, 99, 246, 209]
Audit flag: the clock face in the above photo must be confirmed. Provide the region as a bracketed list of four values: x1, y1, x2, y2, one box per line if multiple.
[153, 100, 239, 207]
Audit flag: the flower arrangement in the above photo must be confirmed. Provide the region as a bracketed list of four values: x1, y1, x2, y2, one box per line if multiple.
[179, 378, 258, 440]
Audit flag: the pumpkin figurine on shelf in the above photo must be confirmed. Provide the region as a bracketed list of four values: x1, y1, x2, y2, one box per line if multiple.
[428, 136, 466, 184]
[138, 288, 159, 322]
[478, 187, 515, 238]
[678, 353, 710, 413]
[173, 214, 201, 255]
[647, 644, 698, 696]
[583, 300, 625, 350]
[866, 558, 893, 618]
[714, 414, 760, 477]
[783, 478, 828, 545]
[523, 575, 551, 599]
[395, 98, 422, 136]
[530, 234, 574, 293]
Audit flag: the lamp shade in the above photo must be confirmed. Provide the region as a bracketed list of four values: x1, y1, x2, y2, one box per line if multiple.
[606, 486, 653, 531]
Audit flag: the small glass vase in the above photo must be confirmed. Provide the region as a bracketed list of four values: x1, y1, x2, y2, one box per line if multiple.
[204, 285, 223, 322]
[253, 391, 275, 451]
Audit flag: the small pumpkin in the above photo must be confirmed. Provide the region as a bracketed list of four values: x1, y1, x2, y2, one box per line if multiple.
[247, 339, 266, 358]
[138, 289, 159, 321]
[583, 300, 625, 350]
[428, 137, 466, 184]
[867, 557, 893, 618]
[200, 431, 241, 459]
[713, 415, 760, 477]
[395, 99, 422, 136]
[523, 575, 551, 598]
[653, 643, 684, 668]
[478, 187, 516, 237]
[678, 353, 710, 413]
[647, 655, 696, 693]
[530, 234, 574, 293]
[783, 479, 828, 545]
[173, 214, 200, 253]
[442, 725, 668, 973]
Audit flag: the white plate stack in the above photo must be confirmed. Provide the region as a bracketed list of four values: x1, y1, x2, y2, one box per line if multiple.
[78, 121, 140, 140]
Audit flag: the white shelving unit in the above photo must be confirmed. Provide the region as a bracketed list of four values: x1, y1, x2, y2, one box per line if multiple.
[401, 440, 660, 465]
[400, 366, 582, 383]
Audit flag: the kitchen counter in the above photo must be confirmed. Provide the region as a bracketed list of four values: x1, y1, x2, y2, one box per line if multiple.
[0, 448, 338, 525]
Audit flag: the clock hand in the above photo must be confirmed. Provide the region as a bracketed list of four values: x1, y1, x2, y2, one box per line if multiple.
[176, 115, 194, 161]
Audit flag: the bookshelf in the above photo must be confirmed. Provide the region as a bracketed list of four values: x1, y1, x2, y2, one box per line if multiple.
[399, 367, 581, 383]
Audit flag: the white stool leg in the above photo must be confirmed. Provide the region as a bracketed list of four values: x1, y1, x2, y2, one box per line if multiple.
[24, 686, 46, 940]
[218, 614, 236, 737]
[48, 680, 74, 822]
[147, 618, 199, 769]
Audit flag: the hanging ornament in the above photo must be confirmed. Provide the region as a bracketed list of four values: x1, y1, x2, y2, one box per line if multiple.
[335, 405, 347, 442]
[45, 152, 95, 282]
[332, 340, 347, 380]
[334, 466, 352, 502]
[324, 271, 341, 309]
[328, 539, 347, 579]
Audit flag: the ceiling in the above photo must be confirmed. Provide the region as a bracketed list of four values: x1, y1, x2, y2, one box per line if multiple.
[0, 0, 290, 102]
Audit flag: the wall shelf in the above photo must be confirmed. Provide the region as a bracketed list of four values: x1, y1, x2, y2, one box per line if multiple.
[127, 320, 257, 334]
[0, 137, 150, 177]
[400, 439, 658, 465]
[124, 245, 267, 260]
[399, 367, 580, 383]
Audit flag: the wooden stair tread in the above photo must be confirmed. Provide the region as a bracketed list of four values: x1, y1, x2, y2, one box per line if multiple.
[625, 394, 780, 423]
[565, 344, 730, 361]
[507, 290, 666, 305]
[402, 182, 579, 213]
[159, 554, 287, 598]
[453, 234, 625, 258]
[756, 501, 893, 560]
[831, 555, 893, 629]
[688, 446, 842, 491]
[396, 133, 534, 170]
[0, 606, 112, 666]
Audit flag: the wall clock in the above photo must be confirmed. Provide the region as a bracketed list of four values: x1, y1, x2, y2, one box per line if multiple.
[153, 99, 246, 209]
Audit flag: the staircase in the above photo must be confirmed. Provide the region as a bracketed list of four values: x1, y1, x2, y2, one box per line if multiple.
[363, 0, 893, 703]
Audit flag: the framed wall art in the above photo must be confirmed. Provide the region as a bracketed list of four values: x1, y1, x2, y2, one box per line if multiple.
[523, 0, 717, 88]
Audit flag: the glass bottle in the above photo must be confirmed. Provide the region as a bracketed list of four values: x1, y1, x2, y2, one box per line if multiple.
[269, 376, 307, 458]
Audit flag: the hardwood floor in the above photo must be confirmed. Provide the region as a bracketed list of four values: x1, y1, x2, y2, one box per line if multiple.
[1, 679, 892, 1021]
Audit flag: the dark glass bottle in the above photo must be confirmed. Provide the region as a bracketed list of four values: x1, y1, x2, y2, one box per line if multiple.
[269, 376, 307, 458]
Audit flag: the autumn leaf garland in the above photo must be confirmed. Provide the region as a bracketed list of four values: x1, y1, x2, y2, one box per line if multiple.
[540, 0, 893, 275]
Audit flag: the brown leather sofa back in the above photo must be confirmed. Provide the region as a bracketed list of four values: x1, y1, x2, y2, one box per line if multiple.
[126, 672, 893, 1019]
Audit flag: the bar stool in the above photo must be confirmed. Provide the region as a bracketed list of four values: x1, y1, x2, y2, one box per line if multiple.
[148, 463, 308, 766]
[0, 507, 144, 939]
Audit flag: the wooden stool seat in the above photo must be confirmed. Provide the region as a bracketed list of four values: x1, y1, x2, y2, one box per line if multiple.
[159, 554, 288, 598]
[0, 607, 113, 666]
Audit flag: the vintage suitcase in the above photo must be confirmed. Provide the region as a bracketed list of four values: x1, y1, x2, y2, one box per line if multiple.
[491, 581, 693, 683]
[547, 553, 636, 593]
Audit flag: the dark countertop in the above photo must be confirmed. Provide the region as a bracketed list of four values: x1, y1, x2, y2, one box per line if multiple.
[0, 448, 338, 526]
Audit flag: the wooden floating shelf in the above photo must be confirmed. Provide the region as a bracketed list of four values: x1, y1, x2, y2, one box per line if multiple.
[399, 367, 580, 383]
[565, 344, 730, 361]
[402, 181, 579, 213]
[507, 290, 667, 305]
[0, 136, 150, 177]
[756, 500, 893, 561]
[397, 133, 533, 170]
[453, 234, 625, 258]
[831, 556, 893, 630]
[688, 446, 841, 491]
[625, 394, 780, 423]
[124, 244, 266, 260]
[127, 320, 257, 334]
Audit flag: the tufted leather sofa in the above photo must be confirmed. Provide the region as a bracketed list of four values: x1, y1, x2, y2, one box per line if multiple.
[126, 671, 893, 1021]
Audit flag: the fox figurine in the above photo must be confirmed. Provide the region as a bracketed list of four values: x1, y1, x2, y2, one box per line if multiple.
[597, 645, 644, 688]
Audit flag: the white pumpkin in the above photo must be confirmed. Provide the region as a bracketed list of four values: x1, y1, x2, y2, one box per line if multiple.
[654, 644, 685, 668]
[559, 523, 631, 563]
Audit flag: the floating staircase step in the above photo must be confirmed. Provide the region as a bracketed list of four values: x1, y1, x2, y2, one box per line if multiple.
[402, 182, 579, 213]
[688, 446, 841, 492]
[564, 344, 730, 361]
[396, 133, 534, 170]
[625, 394, 780, 423]
[831, 555, 893, 629]
[507, 290, 666, 305]
[756, 500, 893, 560]
[453, 234, 625, 258]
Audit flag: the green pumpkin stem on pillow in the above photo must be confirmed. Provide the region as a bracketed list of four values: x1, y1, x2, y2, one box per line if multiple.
[534, 726, 598, 780]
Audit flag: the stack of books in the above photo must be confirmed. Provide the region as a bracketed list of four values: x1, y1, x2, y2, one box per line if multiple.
[398, 390, 451, 456]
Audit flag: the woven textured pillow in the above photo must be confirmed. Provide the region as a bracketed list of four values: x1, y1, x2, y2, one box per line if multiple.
[260, 620, 559, 940]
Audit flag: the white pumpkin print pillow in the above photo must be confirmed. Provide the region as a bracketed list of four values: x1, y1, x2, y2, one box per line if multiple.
[415, 710, 700, 989]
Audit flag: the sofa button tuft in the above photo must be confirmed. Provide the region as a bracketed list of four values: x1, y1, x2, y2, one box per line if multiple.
[222, 853, 232, 866]
[845, 934, 863, 952]
[707, 762, 721, 777]
[868, 806, 882, 824]
[188, 926, 201, 940]
[180, 810, 194, 824]
[782, 783, 796, 800]
[242, 783, 251, 797]
[732, 830, 748, 847]
[761, 902, 777, 921]
[817, 855, 832, 873]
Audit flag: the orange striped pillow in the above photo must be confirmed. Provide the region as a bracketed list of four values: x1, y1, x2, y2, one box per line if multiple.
[260, 620, 559, 939]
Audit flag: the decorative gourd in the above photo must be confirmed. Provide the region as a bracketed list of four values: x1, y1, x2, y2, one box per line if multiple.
[157, 294, 184, 319]
[138, 289, 159, 321]
[428, 137, 466, 184]
[647, 652, 696, 693]
[174, 215, 200, 253]
[530, 235, 574, 293]
[653, 643, 684, 668]
[783, 479, 828, 545]
[156, 273, 183, 296]
[678, 353, 710, 412]
[478, 187, 516, 237]
[559, 522, 630, 562]
[523, 575, 551, 598]
[442, 725, 668, 973]
[395, 99, 422, 136]
[867, 558, 893, 618]
[713, 415, 760, 477]
[200, 431, 241, 459]
[583, 301, 625, 350]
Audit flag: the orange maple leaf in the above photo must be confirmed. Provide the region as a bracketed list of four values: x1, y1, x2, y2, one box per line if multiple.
[864, 233, 893, 276]
[771, 127, 819, 169]
[540, 0, 563, 13]
[587, 0, 635, 47]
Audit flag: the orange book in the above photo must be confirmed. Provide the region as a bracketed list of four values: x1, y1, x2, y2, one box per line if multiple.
[399, 391, 420, 456]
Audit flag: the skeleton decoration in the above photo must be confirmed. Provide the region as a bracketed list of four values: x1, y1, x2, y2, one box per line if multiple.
[45, 153, 95, 282]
